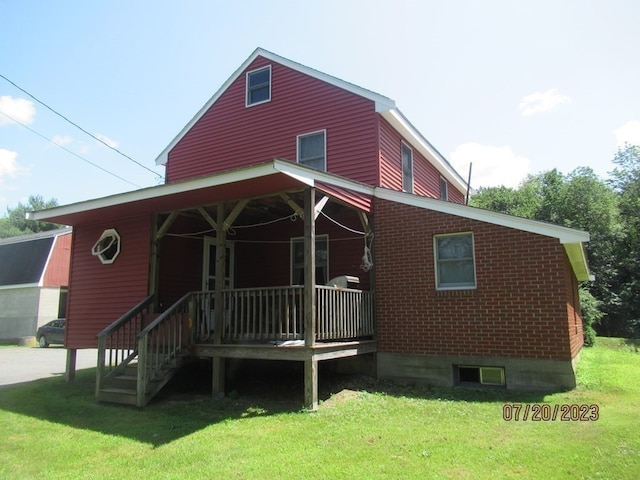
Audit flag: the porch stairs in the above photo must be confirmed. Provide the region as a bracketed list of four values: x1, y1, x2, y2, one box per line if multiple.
[96, 357, 186, 407]
[95, 293, 193, 407]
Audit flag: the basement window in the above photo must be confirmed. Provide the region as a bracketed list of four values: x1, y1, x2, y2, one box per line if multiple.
[246, 65, 271, 106]
[91, 228, 121, 264]
[457, 366, 505, 386]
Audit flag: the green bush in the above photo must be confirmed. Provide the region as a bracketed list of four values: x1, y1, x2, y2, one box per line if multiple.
[580, 286, 603, 346]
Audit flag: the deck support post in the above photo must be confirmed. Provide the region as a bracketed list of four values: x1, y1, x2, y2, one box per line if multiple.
[304, 358, 318, 411]
[65, 348, 77, 383]
[303, 187, 318, 411]
[212, 203, 227, 397]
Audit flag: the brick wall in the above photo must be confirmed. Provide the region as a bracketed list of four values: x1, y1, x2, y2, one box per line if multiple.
[374, 198, 580, 361]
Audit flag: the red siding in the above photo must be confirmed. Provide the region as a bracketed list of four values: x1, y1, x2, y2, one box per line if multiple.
[378, 117, 463, 203]
[167, 57, 379, 185]
[66, 216, 151, 348]
[374, 198, 576, 361]
[42, 232, 71, 287]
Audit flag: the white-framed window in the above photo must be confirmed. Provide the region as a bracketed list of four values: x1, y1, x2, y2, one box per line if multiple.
[440, 177, 448, 201]
[297, 130, 326, 171]
[291, 235, 329, 285]
[246, 65, 271, 107]
[457, 366, 505, 386]
[434, 232, 476, 290]
[91, 228, 121, 264]
[401, 143, 413, 193]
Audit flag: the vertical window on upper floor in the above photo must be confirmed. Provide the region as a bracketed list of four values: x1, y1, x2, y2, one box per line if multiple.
[401, 143, 413, 193]
[297, 130, 326, 171]
[440, 177, 449, 201]
[246, 65, 271, 107]
[434, 232, 476, 290]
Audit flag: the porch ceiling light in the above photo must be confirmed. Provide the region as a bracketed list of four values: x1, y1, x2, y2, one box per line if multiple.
[91, 228, 121, 264]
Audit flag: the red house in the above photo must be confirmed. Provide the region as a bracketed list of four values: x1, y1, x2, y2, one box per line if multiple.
[28, 49, 590, 409]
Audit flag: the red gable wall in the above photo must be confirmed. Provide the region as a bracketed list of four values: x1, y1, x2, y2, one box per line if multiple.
[374, 198, 582, 361]
[379, 118, 464, 203]
[167, 56, 379, 186]
[42, 232, 71, 287]
[66, 215, 151, 348]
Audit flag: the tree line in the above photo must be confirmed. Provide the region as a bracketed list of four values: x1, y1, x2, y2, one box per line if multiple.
[469, 144, 640, 342]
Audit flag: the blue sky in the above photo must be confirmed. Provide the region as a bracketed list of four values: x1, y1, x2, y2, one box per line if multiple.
[1, 0, 639, 213]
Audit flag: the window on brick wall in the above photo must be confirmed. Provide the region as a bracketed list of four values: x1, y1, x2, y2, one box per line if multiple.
[434, 232, 476, 289]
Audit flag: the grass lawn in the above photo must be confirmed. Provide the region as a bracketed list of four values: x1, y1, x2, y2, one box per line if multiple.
[1, 338, 639, 479]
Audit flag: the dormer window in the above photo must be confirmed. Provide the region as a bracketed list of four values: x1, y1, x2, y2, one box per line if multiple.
[297, 130, 326, 171]
[246, 66, 271, 107]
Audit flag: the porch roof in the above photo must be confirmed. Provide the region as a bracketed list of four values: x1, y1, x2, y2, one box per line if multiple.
[26, 159, 374, 226]
[27, 159, 591, 281]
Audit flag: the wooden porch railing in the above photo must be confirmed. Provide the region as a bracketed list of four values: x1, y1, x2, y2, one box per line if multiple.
[316, 286, 375, 340]
[95, 294, 154, 399]
[224, 286, 305, 341]
[192, 286, 374, 343]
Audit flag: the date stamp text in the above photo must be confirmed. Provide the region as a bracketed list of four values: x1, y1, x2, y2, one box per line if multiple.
[502, 403, 599, 422]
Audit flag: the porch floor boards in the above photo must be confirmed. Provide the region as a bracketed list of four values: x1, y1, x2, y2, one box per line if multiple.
[190, 339, 377, 362]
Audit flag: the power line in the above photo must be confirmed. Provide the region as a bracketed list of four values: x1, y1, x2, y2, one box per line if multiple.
[0, 73, 161, 179]
[0, 109, 141, 188]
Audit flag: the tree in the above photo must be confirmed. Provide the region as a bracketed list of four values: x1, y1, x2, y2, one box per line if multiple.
[0, 195, 60, 238]
[607, 144, 640, 337]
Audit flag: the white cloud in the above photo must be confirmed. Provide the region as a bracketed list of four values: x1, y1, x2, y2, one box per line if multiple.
[613, 120, 640, 147]
[450, 143, 530, 189]
[0, 96, 36, 125]
[0, 148, 20, 177]
[518, 88, 570, 116]
[52, 135, 74, 147]
[96, 133, 119, 148]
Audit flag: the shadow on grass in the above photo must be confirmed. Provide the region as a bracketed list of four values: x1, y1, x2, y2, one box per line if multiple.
[623, 338, 640, 352]
[0, 358, 551, 447]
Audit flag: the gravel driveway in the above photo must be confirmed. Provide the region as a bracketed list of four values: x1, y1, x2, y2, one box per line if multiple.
[0, 347, 98, 387]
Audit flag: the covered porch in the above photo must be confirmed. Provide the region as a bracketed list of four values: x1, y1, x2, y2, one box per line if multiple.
[85, 162, 378, 409]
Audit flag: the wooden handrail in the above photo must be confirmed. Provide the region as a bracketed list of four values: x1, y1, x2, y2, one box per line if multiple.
[96, 294, 155, 339]
[95, 294, 155, 401]
[136, 292, 192, 406]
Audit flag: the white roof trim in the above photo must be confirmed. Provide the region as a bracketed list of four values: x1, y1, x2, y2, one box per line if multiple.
[374, 187, 590, 244]
[0, 283, 40, 291]
[155, 48, 395, 166]
[380, 109, 469, 196]
[0, 227, 71, 245]
[27, 162, 284, 222]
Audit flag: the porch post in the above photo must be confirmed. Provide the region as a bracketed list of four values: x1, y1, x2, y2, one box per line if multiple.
[65, 348, 77, 383]
[212, 203, 226, 396]
[304, 187, 318, 410]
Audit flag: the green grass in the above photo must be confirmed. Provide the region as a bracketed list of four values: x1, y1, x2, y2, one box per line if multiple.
[1, 339, 639, 479]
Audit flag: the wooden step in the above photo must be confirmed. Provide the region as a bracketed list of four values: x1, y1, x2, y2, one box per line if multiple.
[97, 387, 138, 406]
[108, 374, 137, 390]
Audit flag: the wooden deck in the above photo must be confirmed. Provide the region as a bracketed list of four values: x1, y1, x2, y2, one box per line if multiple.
[191, 339, 378, 361]
[96, 285, 375, 409]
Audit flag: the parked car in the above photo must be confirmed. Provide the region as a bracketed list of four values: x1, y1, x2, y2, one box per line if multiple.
[36, 319, 65, 347]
